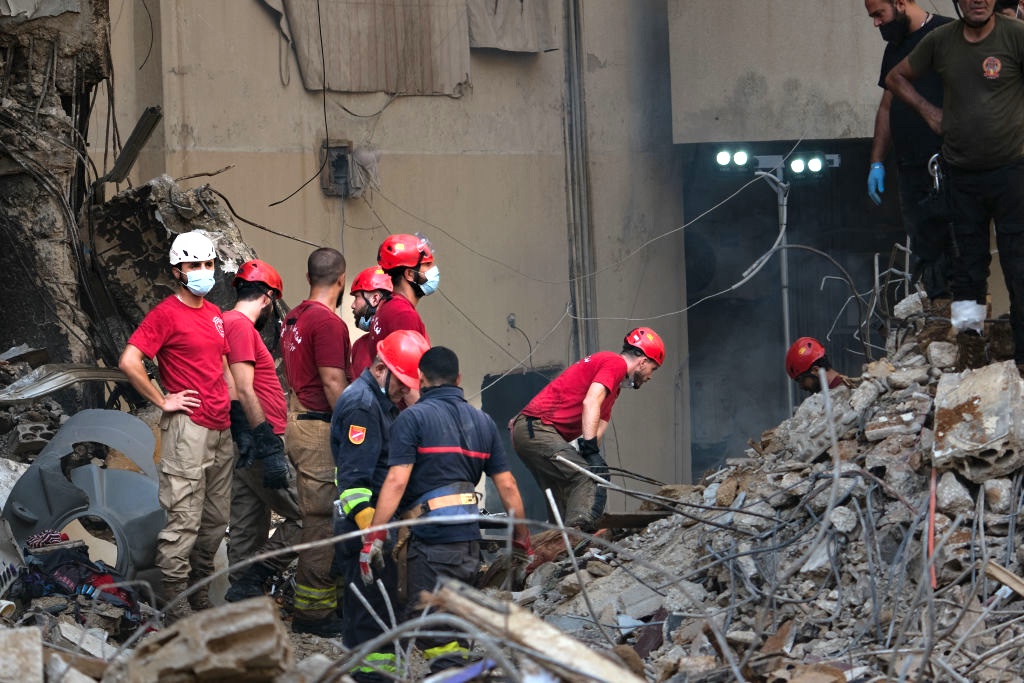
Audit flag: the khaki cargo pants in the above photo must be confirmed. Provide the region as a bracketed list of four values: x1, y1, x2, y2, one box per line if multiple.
[156, 412, 234, 586]
[510, 414, 600, 528]
[286, 394, 338, 619]
[228, 455, 302, 582]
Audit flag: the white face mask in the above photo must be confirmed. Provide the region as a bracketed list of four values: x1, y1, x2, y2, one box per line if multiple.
[419, 265, 440, 296]
[185, 268, 216, 296]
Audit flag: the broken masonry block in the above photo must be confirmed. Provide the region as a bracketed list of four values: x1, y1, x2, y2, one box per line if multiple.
[8, 422, 54, 457]
[933, 361, 1024, 483]
[101, 597, 294, 683]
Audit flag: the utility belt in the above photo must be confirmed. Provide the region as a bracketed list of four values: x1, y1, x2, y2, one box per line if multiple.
[296, 411, 331, 422]
[288, 393, 331, 423]
[392, 482, 480, 603]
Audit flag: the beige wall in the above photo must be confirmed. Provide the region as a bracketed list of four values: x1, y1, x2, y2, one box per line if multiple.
[90, 0, 692, 492]
[668, 0, 881, 143]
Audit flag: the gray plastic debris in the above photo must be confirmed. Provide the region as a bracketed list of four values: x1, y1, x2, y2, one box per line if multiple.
[1, 409, 163, 580]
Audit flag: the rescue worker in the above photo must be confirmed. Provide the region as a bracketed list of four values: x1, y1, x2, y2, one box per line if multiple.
[349, 266, 394, 379]
[331, 330, 430, 682]
[785, 337, 852, 393]
[865, 0, 953, 301]
[222, 259, 302, 603]
[886, 0, 1024, 370]
[996, 0, 1023, 18]
[510, 328, 664, 532]
[367, 233, 434, 352]
[118, 231, 235, 620]
[361, 346, 532, 673]
[280, 247, 351, 636]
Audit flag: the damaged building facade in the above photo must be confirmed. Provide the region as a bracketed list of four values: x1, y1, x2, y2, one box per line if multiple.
[9, 1, 1024, 681]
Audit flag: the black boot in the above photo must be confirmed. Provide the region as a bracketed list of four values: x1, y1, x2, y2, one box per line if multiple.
[224, 562, 275, 602]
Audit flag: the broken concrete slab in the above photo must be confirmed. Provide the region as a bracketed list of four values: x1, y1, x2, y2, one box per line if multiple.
[0, 627, 43, 683]
[933, 361, 1024, 482]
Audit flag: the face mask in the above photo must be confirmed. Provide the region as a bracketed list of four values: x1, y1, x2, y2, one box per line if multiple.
[879, 11, 910, 44]
[419, 266, 440, 296]
[184, 268, 216, 297]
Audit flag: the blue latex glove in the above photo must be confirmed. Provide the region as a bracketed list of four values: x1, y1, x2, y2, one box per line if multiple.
[867, 162, 885, 205]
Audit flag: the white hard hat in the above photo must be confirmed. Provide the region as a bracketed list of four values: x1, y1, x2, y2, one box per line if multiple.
[169, 232, 216, 265]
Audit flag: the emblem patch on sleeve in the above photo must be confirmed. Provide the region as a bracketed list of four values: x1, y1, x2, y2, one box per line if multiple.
[348, 425, 367, 445]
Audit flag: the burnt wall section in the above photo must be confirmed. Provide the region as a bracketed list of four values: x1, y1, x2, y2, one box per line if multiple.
[0, 2, 110, 368]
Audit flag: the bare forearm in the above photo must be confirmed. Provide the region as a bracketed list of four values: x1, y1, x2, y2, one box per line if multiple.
[871, 93, 893, 164]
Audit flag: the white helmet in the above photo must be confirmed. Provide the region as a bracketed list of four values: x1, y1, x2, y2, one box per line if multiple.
[169, 232, 216, 265]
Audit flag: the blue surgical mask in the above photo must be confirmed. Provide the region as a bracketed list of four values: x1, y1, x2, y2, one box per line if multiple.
[185, 269, 216, 296]
[357, 313, 374, 331]
[419, 265, 440, 296]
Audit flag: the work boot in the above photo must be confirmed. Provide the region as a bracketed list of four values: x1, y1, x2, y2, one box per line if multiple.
[159, 580, 194, 624]
[989, 316, 1015, 361]
[188, 585, 213, 611]
[224, 562, 276, 603]
[956, 330, 989, 371]
[292, 613, 345, 637]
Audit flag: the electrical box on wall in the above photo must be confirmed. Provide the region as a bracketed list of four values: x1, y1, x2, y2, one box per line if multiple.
[320, 140, 353, 197]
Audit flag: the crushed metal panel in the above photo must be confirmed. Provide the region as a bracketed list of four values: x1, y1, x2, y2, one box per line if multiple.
[0, 0, 79, 20]
[0, 364, 126, 405]
[1, 409, 164, 579]
[0, 518, 24, 598]
[933, 360, 1024, 483]
[467, 0, 557, 53]
[281, 0, 470, 95]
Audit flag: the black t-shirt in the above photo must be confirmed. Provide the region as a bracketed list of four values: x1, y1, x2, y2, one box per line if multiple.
[878, 14, 952, 164]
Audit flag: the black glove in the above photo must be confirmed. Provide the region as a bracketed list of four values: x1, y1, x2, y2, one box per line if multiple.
[576, 437, 606, 473]
[253, 422, 290, 490]
[230, 401, 256, 468]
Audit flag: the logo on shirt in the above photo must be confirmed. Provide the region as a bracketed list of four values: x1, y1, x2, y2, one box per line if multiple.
[213, 316, 225, 337]
[983, 56, 1002, 80]
[348, 425, 367, 445]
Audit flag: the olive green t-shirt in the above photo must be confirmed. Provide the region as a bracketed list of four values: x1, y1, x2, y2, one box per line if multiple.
[907, 15, 1024, 170]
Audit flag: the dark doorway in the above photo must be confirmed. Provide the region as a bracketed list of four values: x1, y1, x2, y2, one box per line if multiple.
[683, 139, 904, 478]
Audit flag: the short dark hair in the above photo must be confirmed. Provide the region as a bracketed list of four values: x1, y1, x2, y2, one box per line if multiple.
[419, 346, 459, 385]
[235, 280, 271, 302]
[622, 344, 646, 359]
[308, 248, 346, 286]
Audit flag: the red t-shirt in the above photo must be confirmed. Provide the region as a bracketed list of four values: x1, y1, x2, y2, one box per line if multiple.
[368, 293, 429, 350]
[520, 351, 626, 441]
[349, 333, 375, 380]
[280, 299, 350, 412]
[127, 295, 231, 431]
[223, 309, 287, 435]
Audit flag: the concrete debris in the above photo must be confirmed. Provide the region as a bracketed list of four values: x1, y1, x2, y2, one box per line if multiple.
[102, 597, 294, 683]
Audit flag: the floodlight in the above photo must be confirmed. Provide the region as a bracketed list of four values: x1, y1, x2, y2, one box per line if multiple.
[733, 151, 749, 166]
[790, 159, 805, 174]
[716, 151, 731, 166]
[807, 157, 823, 173]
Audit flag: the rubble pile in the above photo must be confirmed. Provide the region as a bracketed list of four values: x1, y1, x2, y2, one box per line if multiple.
[519, 293, 1024, 681]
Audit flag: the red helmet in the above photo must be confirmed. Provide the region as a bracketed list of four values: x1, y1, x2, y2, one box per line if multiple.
[785, 337, 826, 379]
[350, 266, 394, 295]
[376, 330, 430, 389]
[233, 259, 283, 298]
[624, 327, 665, 366]
[377, 233, 433, 272]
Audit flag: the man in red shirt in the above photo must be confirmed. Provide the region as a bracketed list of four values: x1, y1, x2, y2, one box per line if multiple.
[366, 234, 435, 352]
[222, 259, 302, 604]
[280, 247, 350, 636]
[349, 265, 393, 379]
[510, 328, 664, 532]
[118, 231, 236, 621]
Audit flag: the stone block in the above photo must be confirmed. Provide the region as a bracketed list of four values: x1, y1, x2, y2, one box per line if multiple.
[0, 627, 43, 683]
[984, 478, 1014, 515]
[886, 366, 930, 389]
[893, 292, 926, 319]
[933, 361, 1024, 482]
[829, 506, 858, 534]
[936, 471, 973, 516]
[927, 342, 958, 369]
